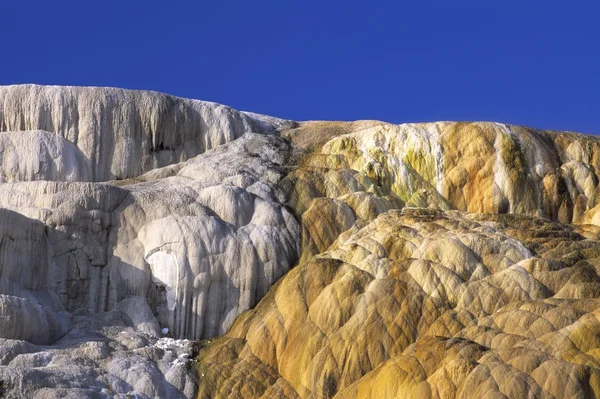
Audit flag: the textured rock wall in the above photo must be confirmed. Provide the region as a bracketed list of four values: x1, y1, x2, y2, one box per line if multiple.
[0, 85, 298, 344]
[0, 182, 128, 313]
[106, 134, 300, 339]
[0, 84, 285, 181]
[2, 105, 600, 347]
[4, 85, 600, 398]
[0, 311, 200, 398]
[277, 121, 600, 261]
[0, 130, 91, 182]
[0, 136, 300, 342]
[0, 86, 298, 397]
[199, 209, 600, 398]
[0, 117, 590, 344]
[311, 121, 600, 223]
[198, 121, 600, 398]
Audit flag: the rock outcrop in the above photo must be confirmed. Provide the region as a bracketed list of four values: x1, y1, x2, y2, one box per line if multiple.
[198, 121, 600, 398]
[2, 84, 600, 398]
[199, 209, 600, 398]
[0, 310, 199, 398]
[0, 85, 295, 398]
[0, 130, 91, 182]
[0, 84, 287, 181]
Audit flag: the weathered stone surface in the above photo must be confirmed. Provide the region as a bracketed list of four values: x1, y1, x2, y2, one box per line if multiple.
[197, 121, 600, 398]
[0, 84, 288, 181]
[0, 310, 198, 398]
[0, 134, 300, 343]
[117, 296, 162, 338]
[105, 133, 300, 340]
[0, 294, 70, 345]
[0, 85, 295, 398]
[3, 85, 600, 398]
[198, 209, 600, 398]
[0, 130, 91, 182]
[284, 121, 600, 224]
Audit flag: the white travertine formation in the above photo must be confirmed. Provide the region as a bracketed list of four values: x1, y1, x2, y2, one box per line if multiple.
[0, 84, 286, 181]
[107, 134, 300, 339]
[0, 130, 91, 182]
[3, 86, 600, 398]
[116, 296, 162, 338]
[0, 134, 299, 343]
[0, 86, 296, 397]
[0, 309, 199, 398]
[0, 294, 70, 345]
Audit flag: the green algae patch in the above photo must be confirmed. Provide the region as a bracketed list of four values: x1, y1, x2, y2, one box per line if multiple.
[402, 147, 439, 188]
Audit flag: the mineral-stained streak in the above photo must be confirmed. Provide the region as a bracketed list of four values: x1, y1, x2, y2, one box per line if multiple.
[1, 85, 600, 398]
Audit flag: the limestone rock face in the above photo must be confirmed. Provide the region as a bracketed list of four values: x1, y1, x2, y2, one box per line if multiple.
[117, 296, 162, 338]
[0, 84, 287, 181]
[0, 294, 70, 345]
[3, 85, 600, 398]
[0, 130, 91, 182]
[0, 308, 199, 398]
[106, 134, 300, 340]
[284, 121, 600, 225]
[198, 210, 600, 398]
[0, 85, 295, 398]
[198, 121, 600, 398]
[0, 135, 299, 342]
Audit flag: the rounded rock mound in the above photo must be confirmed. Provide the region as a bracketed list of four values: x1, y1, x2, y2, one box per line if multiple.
[0, 130, 91, 182]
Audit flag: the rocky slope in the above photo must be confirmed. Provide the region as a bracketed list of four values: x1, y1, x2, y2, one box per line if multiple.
[197, 121, 600, 398]
[1, 85, 600, 398]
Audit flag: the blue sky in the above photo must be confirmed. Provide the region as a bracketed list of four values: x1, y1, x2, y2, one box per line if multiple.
[2, 1, 599, 133]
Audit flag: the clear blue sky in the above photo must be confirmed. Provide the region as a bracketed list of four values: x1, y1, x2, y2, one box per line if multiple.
[2, 1, 599, 133]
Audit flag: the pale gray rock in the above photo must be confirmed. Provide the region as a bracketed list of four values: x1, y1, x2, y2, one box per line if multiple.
[0, 182, 129, 313]
[117, 296, 161, 338]
[0, 130, 91, 182]
[0, 209, 50, 292]
[0, 87, 300, 349]
[107, 134, 300, 339]
[0, 85, 299, 397]
[0, 294, 70, 345]
[0, 84, 285, 181]
[0, 339, 38, 366]
[0, 311, 197, 398]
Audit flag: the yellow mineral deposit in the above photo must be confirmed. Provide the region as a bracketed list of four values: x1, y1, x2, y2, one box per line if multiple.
[2, 85, 600, 398]
[198, 120, 600, 398]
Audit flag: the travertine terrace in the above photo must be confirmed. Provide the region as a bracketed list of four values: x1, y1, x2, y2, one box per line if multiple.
[1, 85, 600, 398]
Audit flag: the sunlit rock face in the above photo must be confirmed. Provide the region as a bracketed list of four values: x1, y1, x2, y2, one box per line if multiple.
[0, 84, 286, 181]
[198, 121, 600, 398]
[198, 210, 600, 399]
[0, 86, 296, 342]
[0, 85, 295, 398]
[2, 85, 600, 398]
[106, 134, 300, 340]
[285, 121, 600, 224]
[0, 130, 92, 182]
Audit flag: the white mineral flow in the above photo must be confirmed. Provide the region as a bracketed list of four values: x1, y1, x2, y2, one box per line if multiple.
[2, 85, 600, 398]
[0, 84, 286, 181]
[0, 130, 92, 182]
